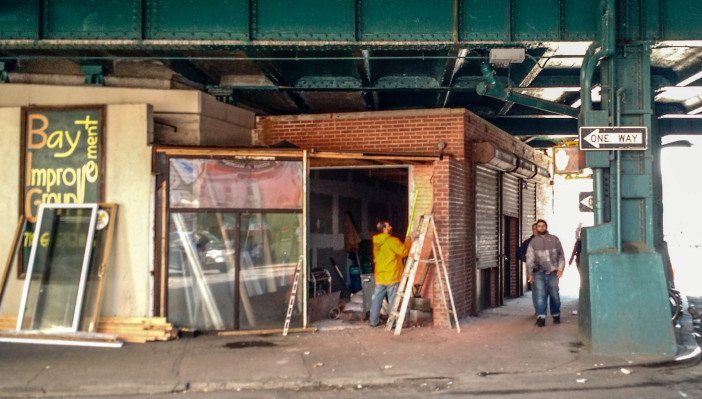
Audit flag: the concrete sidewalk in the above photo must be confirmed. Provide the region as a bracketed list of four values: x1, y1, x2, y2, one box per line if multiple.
[0, 296, 698, 398]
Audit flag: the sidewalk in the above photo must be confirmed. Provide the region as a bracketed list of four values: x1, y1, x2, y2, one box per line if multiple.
[0, 295, 698, 398]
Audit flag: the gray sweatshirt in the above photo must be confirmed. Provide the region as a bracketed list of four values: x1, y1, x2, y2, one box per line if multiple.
[526, 232, 565, 275]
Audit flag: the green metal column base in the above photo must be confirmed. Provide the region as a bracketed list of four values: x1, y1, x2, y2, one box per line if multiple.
[578, 229, 677, 356]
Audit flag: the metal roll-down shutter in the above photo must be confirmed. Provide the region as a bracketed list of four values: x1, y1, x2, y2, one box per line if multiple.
[521, 181, 537, 240]
[475, 165, 499, 270]
[502, 173, 520, 218]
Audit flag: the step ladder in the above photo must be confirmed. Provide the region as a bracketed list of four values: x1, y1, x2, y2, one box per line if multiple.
[385, 214, 461, 335]
[282, 256, 304, 336]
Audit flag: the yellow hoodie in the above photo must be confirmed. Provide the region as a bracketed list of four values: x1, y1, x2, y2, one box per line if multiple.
[372, 233, 411, 285]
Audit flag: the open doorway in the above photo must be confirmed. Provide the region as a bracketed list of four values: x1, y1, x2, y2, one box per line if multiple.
[308, 167, 409, 326]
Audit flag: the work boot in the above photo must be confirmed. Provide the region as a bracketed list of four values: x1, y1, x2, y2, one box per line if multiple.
[553, 315, 561, 325]
[535, 317, 546, 327]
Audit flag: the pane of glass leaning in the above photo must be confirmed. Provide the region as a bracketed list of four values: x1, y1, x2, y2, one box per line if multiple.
[16, 204, 98, 333]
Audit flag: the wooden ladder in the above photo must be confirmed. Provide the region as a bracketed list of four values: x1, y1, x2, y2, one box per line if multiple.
[385, 214, 461, 335]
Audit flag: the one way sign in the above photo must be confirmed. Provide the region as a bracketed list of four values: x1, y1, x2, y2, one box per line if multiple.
[579, 126, 647, 151]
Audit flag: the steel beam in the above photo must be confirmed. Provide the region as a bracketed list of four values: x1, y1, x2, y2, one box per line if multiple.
[436, 48, 468, 108]
[353, 49, 377, 110]
[477, 63, 579, 117]
[488, 115, 702, 136]
[247, 50, 311, 113]
[498, 48, 553, 115]
[163, 59, 217, 88]
[1, 1, 701, 43]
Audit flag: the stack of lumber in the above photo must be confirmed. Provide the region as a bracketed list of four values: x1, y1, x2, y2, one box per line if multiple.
[0, 315, 177, 344]
[96, 317, 177, 343]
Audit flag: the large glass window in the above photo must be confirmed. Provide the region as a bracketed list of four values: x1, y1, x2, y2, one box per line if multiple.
[19, 206, 97, 332]
[166, 156, 304, 331]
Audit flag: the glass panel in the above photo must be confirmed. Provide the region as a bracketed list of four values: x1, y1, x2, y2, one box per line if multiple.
[239, 213, 302, 330]
[169, 158, 303, 210]
[168, 212, 238, 330]
[19, 207, 96, 332]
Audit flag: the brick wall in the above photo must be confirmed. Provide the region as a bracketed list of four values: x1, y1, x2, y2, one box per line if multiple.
[256, 109, 466, 157]
[255, 108, 550, 322]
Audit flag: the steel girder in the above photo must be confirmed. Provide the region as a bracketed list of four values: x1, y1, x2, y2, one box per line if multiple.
[1, 0, 701, 44]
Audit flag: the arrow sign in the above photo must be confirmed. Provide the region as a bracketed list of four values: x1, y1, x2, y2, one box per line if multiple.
[579, 191, 594, 212]
[579, 126, 647, 151]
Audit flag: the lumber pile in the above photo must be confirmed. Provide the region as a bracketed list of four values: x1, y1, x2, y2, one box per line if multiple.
[0, 315, 177, 344]
[96, 317, 177, 343]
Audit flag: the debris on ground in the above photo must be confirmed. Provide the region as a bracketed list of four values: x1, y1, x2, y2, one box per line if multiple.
[620, 368, 632, 375]
[576, 378, 588, 383]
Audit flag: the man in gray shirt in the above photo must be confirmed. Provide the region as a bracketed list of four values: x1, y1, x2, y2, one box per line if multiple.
[526, 219, 566, 327]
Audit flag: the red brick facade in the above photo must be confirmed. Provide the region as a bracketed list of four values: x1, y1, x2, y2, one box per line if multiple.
[255, 108, 549, 323]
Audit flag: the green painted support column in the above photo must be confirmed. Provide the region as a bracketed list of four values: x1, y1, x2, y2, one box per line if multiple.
[578, 0, 677, 356]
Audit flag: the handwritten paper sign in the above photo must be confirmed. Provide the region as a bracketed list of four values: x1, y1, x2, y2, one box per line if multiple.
[20, 107, 104, 276]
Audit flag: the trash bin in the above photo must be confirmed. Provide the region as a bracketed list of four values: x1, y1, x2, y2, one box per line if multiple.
[361, 273, 375, 314]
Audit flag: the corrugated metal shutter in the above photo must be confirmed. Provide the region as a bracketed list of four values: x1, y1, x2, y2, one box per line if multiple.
[476, 165, 499, 270]
[521, 181, 537, 240]
[502, 173, 520, 217]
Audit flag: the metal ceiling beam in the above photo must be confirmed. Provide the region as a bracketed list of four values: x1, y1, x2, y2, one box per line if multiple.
[247, 51, 311, 113]
[488, 116, 702, 136]
[498, 48, 553, 115]
[436, 48, 468, 108]
[1, 0, 700, 44]
[353, 49, 377, 110]
[477, 63, 579, 117]
[163, 59, 217, 89]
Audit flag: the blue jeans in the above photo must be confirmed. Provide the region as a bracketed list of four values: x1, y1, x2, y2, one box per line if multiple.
[369, 283, 399, 326]
[534, 271, 561, 318]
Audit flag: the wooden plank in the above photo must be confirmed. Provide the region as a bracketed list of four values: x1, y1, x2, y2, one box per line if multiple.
[309, 152, 437, 162]
[87, 204, 118, 332]
[154, 146, 304, 158]
[0, 216, 25, 303]
[159, 181, 167, 317]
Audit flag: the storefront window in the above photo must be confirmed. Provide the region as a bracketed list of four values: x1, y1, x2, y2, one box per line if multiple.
[166, 156, 304, 331]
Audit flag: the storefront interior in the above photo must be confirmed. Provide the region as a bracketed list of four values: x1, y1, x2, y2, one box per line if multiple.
[308, 167, 409, 325]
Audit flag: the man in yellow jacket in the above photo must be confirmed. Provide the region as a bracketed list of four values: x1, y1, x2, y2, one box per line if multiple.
[369, 220, 412, 327]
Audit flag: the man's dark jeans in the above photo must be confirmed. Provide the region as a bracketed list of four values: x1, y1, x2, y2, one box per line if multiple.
[534, 271, 561, 318]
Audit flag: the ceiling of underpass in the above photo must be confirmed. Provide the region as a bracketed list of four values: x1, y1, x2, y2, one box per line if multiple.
[2, 0, 702, 144]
